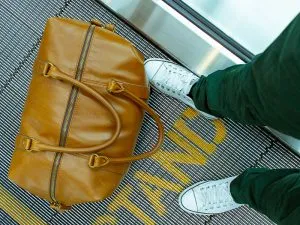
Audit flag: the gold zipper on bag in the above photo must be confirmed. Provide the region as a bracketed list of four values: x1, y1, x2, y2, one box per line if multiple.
[49, 24, 96, 207]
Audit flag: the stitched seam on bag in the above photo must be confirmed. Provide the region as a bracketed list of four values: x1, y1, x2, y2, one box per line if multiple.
[15, 134, 58, 191]
[53, 20, 93, 202]
[64, 26, 96, 148]
[64, 92, 81, 147]
[23, 76, 72, 144]
[82, 78, 148, 88]
[48, 21, 88, 149]
[57, 24, 89, 144]
[36, 60, 147, 89]
[130, 44, 144, 64]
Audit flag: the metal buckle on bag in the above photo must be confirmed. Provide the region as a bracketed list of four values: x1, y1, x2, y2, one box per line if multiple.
[23, 138, 33, 152]
[42, 62, 54, 77]
[22, 137, 40, 152]
[50, 202, 71, 212]
[88, 154, 109, 168]
[107, 80, 125, 94]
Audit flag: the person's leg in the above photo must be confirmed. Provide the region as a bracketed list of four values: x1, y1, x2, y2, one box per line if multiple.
[231, 168, 300, 225]
[179, 168, 300, 225]
[190, 13, 300, 138]
[145, 14, 300, 225]
[144, 58, 217, 120]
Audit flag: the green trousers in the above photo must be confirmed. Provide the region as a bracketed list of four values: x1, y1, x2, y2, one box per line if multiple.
[190, 14, 300, 225]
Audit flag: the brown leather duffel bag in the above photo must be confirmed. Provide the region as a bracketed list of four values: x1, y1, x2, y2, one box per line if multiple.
[8, 17, 164, 211]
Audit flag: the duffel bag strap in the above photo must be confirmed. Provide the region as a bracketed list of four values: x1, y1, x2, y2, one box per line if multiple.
[21, 62, 164, 167]
[88, 80, 165, 168]
[21, 62, 122, 154]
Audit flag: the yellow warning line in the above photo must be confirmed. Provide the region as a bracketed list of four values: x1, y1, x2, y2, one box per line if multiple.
[174, 118, 227, 154]
[182, 108, 199, 119]
[0, 185, 47, 225]
[94, 215, 117, 225]
[93, 108, 228, 224]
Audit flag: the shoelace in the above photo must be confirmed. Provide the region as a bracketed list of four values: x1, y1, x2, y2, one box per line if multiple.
[195, 182, 233, 209]
[161, 64, 197, 96]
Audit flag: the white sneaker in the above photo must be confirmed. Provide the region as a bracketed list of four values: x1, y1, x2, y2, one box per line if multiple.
[144, 58, 216, 120]
[179, 176, 244, 215]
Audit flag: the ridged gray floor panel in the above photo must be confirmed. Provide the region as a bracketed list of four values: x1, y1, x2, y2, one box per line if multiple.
[0, 0, 299, 225]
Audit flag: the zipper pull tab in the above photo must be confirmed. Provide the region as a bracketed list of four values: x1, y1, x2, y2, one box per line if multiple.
[50, 202, 72, 213]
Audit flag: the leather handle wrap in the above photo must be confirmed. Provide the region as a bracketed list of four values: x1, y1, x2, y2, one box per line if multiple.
[23, 62, 164, 167]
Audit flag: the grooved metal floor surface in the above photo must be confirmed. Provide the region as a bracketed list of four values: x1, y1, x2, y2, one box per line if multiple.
[0, 1, 299, 225]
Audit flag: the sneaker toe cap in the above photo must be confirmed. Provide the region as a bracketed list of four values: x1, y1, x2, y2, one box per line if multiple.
[179, 190, 198, 212]
[144, 60, 165, 81]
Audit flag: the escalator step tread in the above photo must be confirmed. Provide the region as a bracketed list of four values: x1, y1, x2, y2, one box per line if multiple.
[0, 1, 298, 225]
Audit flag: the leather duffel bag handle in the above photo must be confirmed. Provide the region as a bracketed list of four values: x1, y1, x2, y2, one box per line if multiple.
[21, 62, 164, 167]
